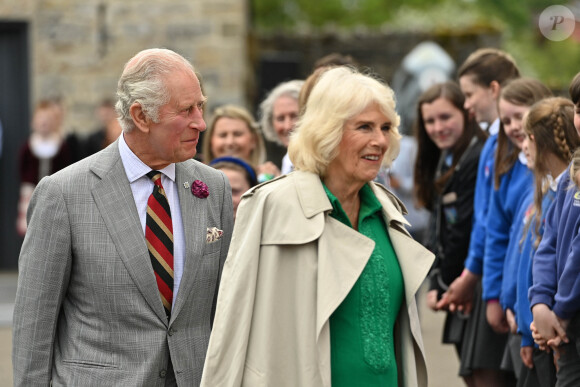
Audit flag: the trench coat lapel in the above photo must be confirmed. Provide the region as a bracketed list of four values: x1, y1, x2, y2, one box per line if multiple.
[91, 142, 168, 323]
[316, 218, 375, 336]
[292, 172, 376, 341]
[371, 183, 433, 304]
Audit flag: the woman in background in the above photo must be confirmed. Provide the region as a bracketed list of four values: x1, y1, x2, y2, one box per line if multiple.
[17, 99, 77, 236]
[202, 104, 278, 178]
[258, 79, 304, 176]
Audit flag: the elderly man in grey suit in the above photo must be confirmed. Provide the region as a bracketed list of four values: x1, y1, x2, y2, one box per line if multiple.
[12, 48, 234, 386]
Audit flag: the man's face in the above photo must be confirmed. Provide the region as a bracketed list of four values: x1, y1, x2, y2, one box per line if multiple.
[145, 70, 207, 169]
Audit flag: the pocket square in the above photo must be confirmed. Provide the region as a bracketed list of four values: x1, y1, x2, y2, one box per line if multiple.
[206, 227, 224, 244]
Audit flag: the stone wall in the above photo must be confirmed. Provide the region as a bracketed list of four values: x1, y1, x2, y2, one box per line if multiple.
[0, 0, 250, 135]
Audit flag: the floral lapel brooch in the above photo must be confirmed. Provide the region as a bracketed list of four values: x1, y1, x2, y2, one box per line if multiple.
[189, 180, 209, 198]
[207, 227, 224, 244]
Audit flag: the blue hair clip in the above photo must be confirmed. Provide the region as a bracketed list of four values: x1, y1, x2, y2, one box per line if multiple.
[209, 156, 258, 186]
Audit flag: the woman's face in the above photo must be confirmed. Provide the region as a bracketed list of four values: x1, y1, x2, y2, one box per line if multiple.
[420, 97, 465, 150]
[32, 108, 57, 136]
[499, 98, 529, 150]
[459, 75, 498, 125]
[326, 103, 391, 188]
[272, 95, 299, 147]
[522, 132, 536, 169]
[222, 168, 251, 219]
[211, 117, 256, 162]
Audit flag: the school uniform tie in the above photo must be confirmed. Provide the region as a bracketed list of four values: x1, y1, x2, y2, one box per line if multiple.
[145, 170, 174, 318]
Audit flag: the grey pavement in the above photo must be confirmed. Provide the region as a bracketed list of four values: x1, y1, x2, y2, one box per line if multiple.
[0, 271, 17, 387]
[0, 272, 16, 327]
[0, 272, 464, 386]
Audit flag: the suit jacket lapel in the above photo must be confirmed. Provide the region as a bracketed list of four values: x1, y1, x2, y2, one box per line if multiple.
[91, 142, 168, 323]
[171, 162, 207, 319]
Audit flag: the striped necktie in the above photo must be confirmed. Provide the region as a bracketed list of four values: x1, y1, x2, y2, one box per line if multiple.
[145, 170, 174, 318]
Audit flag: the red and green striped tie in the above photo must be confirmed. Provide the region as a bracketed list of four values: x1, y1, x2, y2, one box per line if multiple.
[145, 170, 174, 318]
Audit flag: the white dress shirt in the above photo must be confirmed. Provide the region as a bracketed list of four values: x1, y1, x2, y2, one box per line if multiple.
[118, 134, 185, 302]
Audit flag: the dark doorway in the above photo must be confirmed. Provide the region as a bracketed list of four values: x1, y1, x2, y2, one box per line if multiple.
[0, 21, 30, 269]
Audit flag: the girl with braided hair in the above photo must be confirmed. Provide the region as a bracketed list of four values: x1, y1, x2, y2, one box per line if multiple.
[509, 97, 579, 387]
[529, 72, 580, 386]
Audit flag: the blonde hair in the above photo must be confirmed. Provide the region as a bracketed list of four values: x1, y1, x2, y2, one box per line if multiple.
[202, 104, 266, 166]
[288, 66, 401, 177]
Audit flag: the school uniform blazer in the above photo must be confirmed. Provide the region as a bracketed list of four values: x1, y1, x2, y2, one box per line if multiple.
[12, 139, 234, 386]
[200, 170, 435, 387]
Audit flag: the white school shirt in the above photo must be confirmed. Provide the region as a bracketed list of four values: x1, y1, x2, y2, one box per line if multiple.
[118, 134, 185, 303]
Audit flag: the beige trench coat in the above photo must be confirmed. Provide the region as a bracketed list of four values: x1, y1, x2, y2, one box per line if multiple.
[201, 171, 434, 387]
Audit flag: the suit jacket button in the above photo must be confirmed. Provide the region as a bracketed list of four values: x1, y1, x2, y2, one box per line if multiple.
[159, 369, 167, 378]
[168, 328, 175, 336]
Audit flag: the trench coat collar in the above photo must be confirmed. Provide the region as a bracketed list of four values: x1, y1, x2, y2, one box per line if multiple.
[293, 171, 333, 218]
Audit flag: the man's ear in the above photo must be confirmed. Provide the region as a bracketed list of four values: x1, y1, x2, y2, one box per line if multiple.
[129, 102, 150, 133]
[489, 80, 501, 99]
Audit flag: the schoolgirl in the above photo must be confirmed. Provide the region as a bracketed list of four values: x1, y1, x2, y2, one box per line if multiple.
[530, 72, 580, 387]
[413, 81, 486, 386]
[512, 97, 579, 387]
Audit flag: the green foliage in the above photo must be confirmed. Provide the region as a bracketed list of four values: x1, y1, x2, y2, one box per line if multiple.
[505, 35, 580, 93]
[252, 0, 450, 30]
[251, 0, 580, 89]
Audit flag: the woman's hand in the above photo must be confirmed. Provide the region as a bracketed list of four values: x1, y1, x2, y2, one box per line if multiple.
[506, 308, 518, 334]
[486, 301, 509, 334]
[426, 289, 439, 311]
[520, 346, 534, 369]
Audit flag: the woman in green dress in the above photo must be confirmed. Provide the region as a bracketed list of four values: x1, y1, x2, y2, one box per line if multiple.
[201, 66, 435, 387]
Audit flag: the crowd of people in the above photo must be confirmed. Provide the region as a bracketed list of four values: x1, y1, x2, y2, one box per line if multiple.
[11, 45, 580, 387]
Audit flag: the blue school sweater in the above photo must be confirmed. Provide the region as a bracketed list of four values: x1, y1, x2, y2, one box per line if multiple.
[529, 168, 580, 320]
[500, 190, 534, 312]
[464, 133, 498, 275]
[482, 157, 533, 301]
[516, 189, 557, 347]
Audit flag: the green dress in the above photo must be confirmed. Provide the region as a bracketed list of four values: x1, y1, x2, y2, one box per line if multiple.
[324, 183, 404, 386]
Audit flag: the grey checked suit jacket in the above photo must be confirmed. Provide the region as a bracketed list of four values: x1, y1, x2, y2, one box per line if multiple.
[12, 140, 234, 386]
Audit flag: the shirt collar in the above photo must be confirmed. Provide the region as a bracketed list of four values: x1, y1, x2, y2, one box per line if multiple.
[488, 118, 500, 136]
[542, 170, 566, 193]
[322, 182, 382, 227]
[118, 133, 176, 183]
